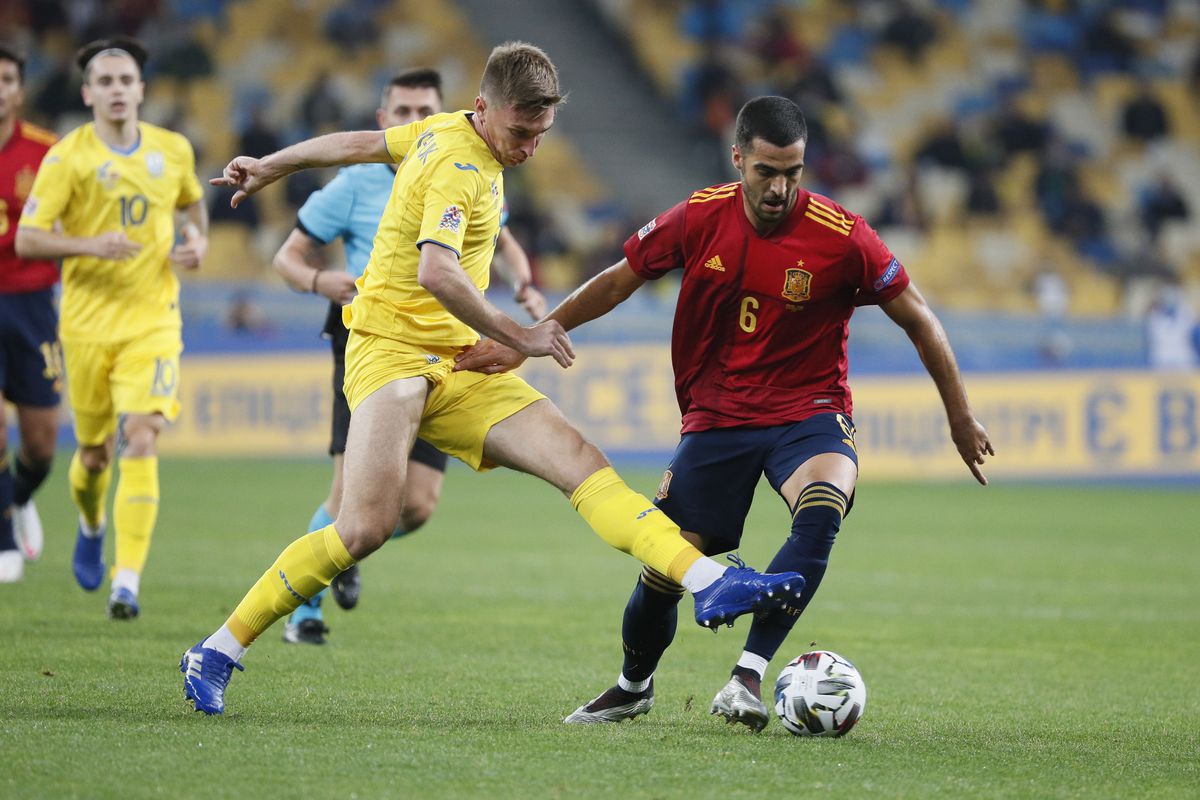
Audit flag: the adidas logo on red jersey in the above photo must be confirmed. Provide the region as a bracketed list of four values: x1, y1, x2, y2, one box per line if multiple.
[704, 255, 725, 272]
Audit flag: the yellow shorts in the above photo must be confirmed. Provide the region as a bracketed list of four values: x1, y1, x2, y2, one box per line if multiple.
[344, 329, 545, 471]
[63, 327, 183, 446]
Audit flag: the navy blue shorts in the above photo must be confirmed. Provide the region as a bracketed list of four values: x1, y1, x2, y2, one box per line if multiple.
[324, 302, 447, 472]
[0, 289, 61, 408]
[654, 413, 858, 553]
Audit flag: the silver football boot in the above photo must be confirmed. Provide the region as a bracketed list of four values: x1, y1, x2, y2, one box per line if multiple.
[564, 681, 654, 724]
[710, 675, 769, 732]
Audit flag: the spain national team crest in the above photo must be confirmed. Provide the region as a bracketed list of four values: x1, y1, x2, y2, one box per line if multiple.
[15, 166, 35, 200]
[655, 469, 672, 501]
[782, 266, 812, 302]
[146, 151, 165, 178]
[437, 205, 462, 233]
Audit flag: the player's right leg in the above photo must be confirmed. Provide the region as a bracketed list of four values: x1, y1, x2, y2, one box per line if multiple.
[566, 429, 765, 724]
[181, 376, 426, 714]
[563, 568, 679, 723]
[322, 321, 359, 612]
[283, 455, 341, 645]
[284, 333, 351, 638]
[61, 338, 117, 591]
[478, 395, 803, 628]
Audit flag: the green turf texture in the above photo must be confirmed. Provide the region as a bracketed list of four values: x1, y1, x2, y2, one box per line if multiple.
[1, 459, 1196, 799]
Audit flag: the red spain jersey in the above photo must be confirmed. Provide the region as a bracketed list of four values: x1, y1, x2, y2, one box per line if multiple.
[0, 121, 58, 293]
[624, 183, 909, 433]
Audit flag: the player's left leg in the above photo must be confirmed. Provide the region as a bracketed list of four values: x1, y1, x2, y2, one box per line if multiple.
[469, 385, 801, 625]
[106, 412, 166, 619]
[0, 401, 18, 583]
[724, 414, 859, 728]
[11, 404, 58, 562]
[105, 328, 183, 619]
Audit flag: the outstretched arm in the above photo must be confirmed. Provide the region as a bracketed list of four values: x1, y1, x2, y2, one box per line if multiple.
[210, 130, 389, 208]
[455, 258, 646, 373]
[881, 283, 994, 485]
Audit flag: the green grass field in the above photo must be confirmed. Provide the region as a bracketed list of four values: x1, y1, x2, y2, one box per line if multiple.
[1, 459, 1197, 799]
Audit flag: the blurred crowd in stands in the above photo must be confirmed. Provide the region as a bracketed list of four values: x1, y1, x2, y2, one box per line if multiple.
[4, 0, 1200, 359]
[658, 0, 1200, 336]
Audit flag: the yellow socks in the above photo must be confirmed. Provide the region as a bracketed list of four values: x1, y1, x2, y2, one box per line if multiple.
[570, 467, 703, 584]
[226, 525, 356, 646]
[113, 456, 159, 575]
[68, 449, 111, 531]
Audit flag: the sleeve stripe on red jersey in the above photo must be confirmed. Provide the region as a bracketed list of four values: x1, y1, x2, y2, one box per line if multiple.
[805, 199, 853, 236]
[688, 182, 739, 202]
[19, 123, 57, 147]
[804, 212, 852, 235]
[807, 198, 853, 229]
[689, 192, 737, 205]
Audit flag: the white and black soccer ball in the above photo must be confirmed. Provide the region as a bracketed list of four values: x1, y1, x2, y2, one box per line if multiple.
[773, 650, 866, 737]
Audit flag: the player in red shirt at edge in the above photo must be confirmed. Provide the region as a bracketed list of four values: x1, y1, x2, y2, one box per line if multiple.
[455, 96, 995, 731]
[0, 42, 59, 582]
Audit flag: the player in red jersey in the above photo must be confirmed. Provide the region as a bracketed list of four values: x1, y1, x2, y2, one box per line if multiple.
[0, 42, 60, 582]
[456, 96, 994, 730]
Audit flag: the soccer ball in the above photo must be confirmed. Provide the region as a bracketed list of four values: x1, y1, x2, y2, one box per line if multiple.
[773, 650, 866, 737]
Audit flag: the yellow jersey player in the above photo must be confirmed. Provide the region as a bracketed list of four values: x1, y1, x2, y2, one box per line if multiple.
[182, 42, 803, 716]
[16, 37, 207, 619]
[271, 67, 547, 645]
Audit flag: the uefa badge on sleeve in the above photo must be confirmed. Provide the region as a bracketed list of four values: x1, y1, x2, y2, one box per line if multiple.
[437, 205, 463, 233]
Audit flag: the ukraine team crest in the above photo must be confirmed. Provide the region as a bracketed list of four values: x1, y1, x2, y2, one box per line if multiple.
[146, 151, 165, 178]
[782, 267, 812, 302]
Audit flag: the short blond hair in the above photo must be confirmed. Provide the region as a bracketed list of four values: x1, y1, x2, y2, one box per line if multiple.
[480, 41, 566, 112]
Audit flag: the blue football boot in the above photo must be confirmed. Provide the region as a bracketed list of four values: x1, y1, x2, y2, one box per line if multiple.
[107, 586, 139, 620]
[181, 641, 244, 715]
[72, 518, 105, 591]
[692, 555, 805, 629]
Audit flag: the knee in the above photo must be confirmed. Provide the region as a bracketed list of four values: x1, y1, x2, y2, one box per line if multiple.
[400, 491, 440, 534]
[121, 419, 162, 457]
[566, 442, 611, 492]
[25, 440, 56, 465]
[80, 446, 110, 472]
[334, 513, 396, 559]
[19, 417, 58, 463]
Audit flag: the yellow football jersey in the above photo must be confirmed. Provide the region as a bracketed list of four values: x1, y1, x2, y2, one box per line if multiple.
[19, 122, 203, 342]
[344, 111, 504, 347]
